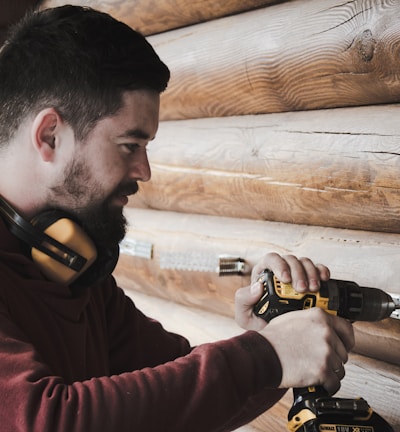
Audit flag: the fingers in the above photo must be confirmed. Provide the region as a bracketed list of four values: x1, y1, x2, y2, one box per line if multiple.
[251, 252, 330, 293]
[311, 312, 354, 394]
[251, 252, 290, 281]
[242, 251, 353, 393]
[260, 308, 354, 395]
[332, 363, 345, 380]
[330, 311, 355, 353]
[323, 339, 348, 394]
[236, 249, 330, 331]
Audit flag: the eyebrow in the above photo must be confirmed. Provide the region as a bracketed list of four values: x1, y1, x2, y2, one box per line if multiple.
[117, 128, 155, 141]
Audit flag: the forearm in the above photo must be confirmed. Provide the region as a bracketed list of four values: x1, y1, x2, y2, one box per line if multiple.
[1, 331, 284, 432]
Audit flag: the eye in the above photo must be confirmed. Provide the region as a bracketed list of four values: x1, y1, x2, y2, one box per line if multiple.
[122, 143, 140, 154]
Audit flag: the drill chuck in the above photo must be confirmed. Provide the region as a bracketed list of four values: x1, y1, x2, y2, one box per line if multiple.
[390, 293, 400, 319]
[325, 279, 398, 321]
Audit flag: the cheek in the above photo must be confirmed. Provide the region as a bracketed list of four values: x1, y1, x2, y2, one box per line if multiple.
[92, 150, 122, 176]
[99, 158, 129, 192]
[81, 136, 128, 188]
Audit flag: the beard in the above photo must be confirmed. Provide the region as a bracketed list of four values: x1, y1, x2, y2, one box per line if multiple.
[49, 158, 137, 251]
[75, 201, 128, 251]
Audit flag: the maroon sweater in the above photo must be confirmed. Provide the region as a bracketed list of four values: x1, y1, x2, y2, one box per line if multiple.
[0, 219, 285, 431]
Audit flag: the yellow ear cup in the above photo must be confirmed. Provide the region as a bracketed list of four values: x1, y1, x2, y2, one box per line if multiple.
[31, 217, 97, 285]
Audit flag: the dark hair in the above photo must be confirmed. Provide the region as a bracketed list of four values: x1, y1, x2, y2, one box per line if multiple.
[0, 5, 170, 144]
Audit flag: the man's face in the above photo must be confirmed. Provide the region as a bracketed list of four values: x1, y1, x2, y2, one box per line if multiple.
[49, 89, 159, 250]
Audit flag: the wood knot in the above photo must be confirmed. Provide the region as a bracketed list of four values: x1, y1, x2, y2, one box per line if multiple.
[357, 29, 375, 62]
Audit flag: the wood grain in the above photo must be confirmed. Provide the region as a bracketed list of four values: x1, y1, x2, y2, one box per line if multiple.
[129, 105, 400, 233]
[39, 0, 285, 35]
[142, 0, 400, 120]
[114, 208, 400, 365]
[354, 320, 400, 365]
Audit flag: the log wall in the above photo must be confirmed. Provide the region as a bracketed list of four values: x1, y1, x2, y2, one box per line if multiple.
[149, 0, 400, 120]
[129, 105, 400, 233]
[39, 0, 400, 430]
[40, 0, 286, 35]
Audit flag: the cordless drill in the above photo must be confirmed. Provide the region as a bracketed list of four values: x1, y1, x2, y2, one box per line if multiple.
[253, 269, 399, 432]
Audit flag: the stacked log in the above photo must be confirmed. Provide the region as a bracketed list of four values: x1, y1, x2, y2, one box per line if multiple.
[149, 0, 400, 119]
[128, 106, 400, 233]
[40, 0, 400, 430]
[40, 0, 286, 35]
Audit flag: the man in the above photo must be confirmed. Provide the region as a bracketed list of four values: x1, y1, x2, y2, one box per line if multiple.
[0, 5, 354, 431]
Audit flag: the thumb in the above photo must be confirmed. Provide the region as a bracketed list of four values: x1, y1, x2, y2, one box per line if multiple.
[249, 281, 264, 303]
[235, 281, 266, 330]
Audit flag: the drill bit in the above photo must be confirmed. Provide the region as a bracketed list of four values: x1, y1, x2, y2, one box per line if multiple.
[388, 293, 400, 319]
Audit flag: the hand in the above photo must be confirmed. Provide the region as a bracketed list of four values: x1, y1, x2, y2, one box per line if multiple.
[235, 252, 330, 330]
[260, 308, 355, 394]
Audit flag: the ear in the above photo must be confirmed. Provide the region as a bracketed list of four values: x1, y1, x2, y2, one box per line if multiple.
[31, 108, 63, 162]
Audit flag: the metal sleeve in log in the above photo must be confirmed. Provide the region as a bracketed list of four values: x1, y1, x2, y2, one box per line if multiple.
[129, 105, 400, 233]
[114, 208, 400, 365]
[145, 0, 400, 120]
[39, 0, 284, 35]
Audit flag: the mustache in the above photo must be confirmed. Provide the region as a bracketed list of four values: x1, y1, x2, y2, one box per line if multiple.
[114, 182, 139, 197]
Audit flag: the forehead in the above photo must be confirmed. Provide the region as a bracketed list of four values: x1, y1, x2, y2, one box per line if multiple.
[90, 89, 160, 141]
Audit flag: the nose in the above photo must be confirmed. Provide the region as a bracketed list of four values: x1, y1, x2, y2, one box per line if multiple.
[130, 147, 151, 182]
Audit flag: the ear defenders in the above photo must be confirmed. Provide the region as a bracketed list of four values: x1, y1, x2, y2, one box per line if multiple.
[0, 195, 102, 285]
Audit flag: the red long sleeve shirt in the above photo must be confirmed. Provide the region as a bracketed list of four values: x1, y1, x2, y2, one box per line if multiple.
[0, 218, 286, 431]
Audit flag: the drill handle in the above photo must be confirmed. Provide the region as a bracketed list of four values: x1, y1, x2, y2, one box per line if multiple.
[293, 386, 328, 402]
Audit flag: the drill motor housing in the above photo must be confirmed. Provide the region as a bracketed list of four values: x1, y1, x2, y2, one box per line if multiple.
[254, 270, 396, 322]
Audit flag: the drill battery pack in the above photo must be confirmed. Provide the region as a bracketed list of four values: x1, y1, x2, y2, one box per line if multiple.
[288, 389, 395, 432]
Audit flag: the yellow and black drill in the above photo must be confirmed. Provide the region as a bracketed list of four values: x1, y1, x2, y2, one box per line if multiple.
[254, 269, 399, 432]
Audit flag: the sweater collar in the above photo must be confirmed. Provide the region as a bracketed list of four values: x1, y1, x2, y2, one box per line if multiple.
[0, 216, 93, 319]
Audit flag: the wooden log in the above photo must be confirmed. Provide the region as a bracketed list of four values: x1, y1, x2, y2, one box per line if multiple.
[126, 290, 400, 430]
[142, 0, 400, 120]
[353, 320, 400, 365]
[129, 105, 400, 233]
[114, 208, 400, 365]
[39, 0, 285, 36]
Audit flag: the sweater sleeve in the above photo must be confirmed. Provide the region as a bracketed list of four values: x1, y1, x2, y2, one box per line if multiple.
[0, 288, 286, 432]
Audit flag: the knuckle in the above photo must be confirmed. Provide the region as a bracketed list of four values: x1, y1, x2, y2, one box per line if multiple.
[262, 252, 280, 264]
[282, 254, 296, 261]
[317, 360, 330, 378]
[310, 307, 328, 321]
[234, 287, 245, 302]
[299, 256, 313, 265]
